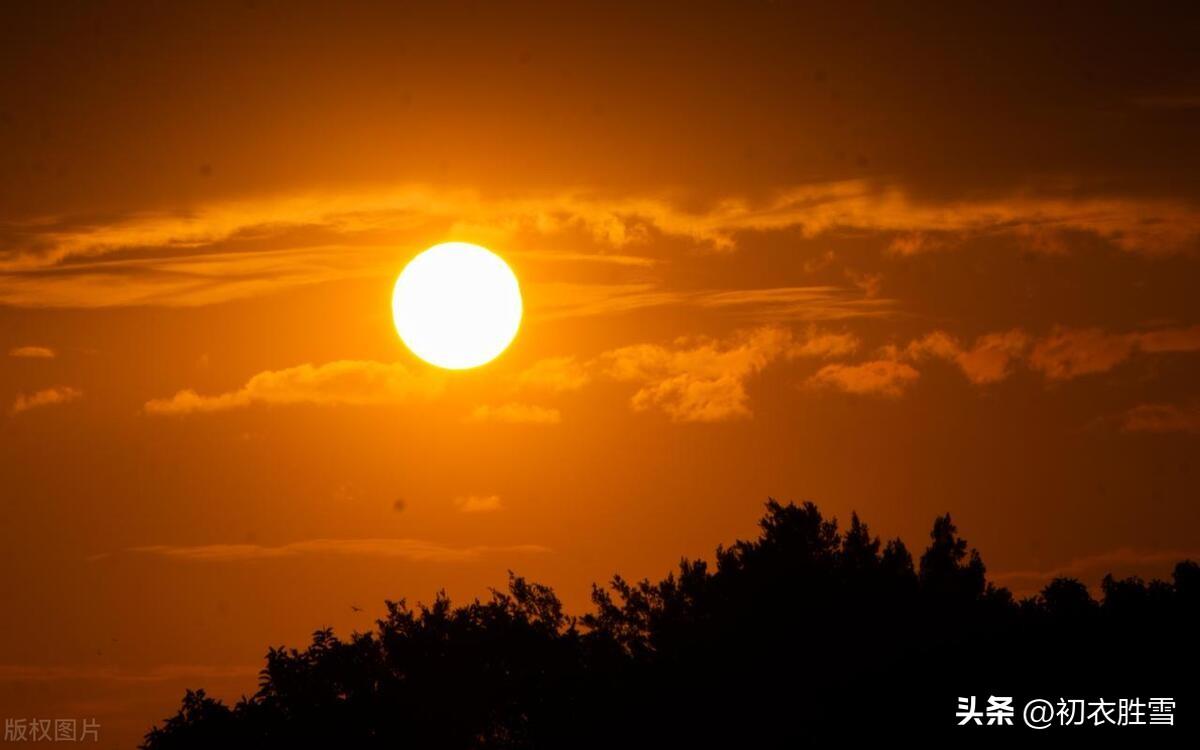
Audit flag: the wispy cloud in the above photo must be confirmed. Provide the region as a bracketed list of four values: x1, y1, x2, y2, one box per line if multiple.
[10, 181, 1200, 264]
[1028, 327, 1139, 380]
[0, 243, 387, 308]
[8, 345, 55, 358]
[789, 327, 861, 359]
[907, 329, 1031, 385]
[530, 283, 889, 323]
[897, 324, 1200, 387]
[692, 286, 895, 322]
[528, 283, 680, 321]
[5, 181, 1195, 308]
[453, 495, 504, 514]
[144, 360, 442, 415]
[807, 360, 920, 397]
[503, 326, 855, 420]
[118, 538, 546, 563]
[1028, 324, 1200, 380]
[801, 322, 1200, 399]
[515, 356, 591, 393]
[509, 249, 655, 267]
[467, 403, 561, 424]
[601, 325, 793, 422]
[11, 386, 82, 414]
[1118, 402, 1200, 434]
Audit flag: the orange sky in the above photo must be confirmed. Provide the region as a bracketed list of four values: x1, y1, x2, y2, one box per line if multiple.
[2, 1, 1200, 745]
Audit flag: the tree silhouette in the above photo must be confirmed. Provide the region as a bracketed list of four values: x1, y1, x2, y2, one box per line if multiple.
[143, 500, 1200, 748]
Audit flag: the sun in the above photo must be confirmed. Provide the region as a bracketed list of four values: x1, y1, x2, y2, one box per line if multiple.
[392, 242, 523, 370]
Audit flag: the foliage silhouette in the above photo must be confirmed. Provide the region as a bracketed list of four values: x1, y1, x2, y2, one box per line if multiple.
[143, 501, 1200, 747]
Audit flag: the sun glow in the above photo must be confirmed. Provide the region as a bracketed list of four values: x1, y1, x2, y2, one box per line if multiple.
[392, 242, 523, 370]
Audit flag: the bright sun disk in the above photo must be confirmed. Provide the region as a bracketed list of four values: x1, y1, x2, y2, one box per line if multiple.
[392, 242, 523, 369]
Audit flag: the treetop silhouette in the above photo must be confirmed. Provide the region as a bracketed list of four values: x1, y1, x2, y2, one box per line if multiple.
[144, 500, 1200, 748]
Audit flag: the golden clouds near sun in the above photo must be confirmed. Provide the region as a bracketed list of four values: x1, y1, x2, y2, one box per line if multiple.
[392, 242, 523, 369]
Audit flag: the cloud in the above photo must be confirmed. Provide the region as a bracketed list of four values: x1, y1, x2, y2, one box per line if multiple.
[453, 495, 504, 514]
[868, 192, 1200, 257]
[5, 181, 1195, 308]
[954, 330, 1033, 384]
[807, 360, 920, 397]
[843, 268, 883, 298]
[144, 360, 442, 415]
[899, 324, 1199, 385]
[11, 386, 82, 414]
[467, 403, 561, 424]
[1028, 328, 1138, 380]
[528, 283, 686, 321]
[992, 548, 1200, 598]
[502, 326, 855, 419]
[120, 537, 545, 563]
[8, 345, 55, 358]
[633, 321, 1200, 406]
[1119, 402, 1200, 434]
[888, 233, 950, 256]
[0, 243, 387, 308]
[516, 356, 590, 392]
[601, 326, 792, 422]
[1135, 324, 1200, 353]
[529, 282, 889, 323]
[1028, 325, 1200, 380]
[907, 329, 1031, 384]
[510, 249, 655, 268]
[790, 327, 861, 359]
[692, 286, 894, 322]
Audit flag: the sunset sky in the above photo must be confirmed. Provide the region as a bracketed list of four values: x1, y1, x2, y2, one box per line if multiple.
[3, 1, 1200, 744]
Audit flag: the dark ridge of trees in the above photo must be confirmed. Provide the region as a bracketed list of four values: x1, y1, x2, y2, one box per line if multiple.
[143, 501, 1200, 748]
